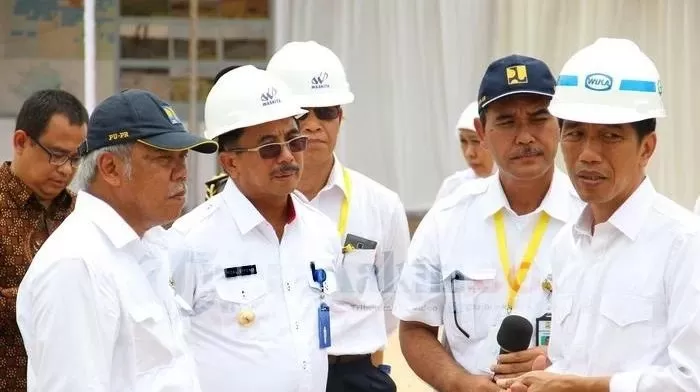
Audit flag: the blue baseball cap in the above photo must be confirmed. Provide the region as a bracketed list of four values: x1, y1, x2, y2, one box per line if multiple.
[80, 89, 218, 156]
[477, 54, 556, 113]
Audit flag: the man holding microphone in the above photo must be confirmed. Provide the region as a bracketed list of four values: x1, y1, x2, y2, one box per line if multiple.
[499, 38, 700, 392]
[393, 55, 584, 391]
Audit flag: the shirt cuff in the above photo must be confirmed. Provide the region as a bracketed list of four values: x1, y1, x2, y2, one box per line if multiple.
[391, 305, 442, 327]
[610, 370, 643, 392]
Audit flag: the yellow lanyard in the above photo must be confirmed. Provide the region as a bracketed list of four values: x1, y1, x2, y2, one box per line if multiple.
[494, 209, 550, 314]
[337, 167, 352, 238]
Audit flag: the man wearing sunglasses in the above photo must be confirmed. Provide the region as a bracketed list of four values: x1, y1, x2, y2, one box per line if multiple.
[393, 55, 584, 392]
[267, 41, 410, 392]
[170, 65, 341, 392]
[0, 89, 87, 392]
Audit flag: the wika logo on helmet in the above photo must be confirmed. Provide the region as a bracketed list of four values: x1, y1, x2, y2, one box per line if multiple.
[584, 73, 613, 91]
[311, 72, 330, 89]
[260, 87, 281, 106]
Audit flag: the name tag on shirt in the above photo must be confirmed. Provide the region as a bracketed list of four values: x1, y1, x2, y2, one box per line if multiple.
[224, 265, 257, 278]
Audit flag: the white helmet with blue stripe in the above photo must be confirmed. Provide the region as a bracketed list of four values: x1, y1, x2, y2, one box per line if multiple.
[548, 37, 665, 124]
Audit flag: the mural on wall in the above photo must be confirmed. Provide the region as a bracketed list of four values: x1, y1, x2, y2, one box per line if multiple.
[12, 63, 63, 99]
[0, 0, 117, 115]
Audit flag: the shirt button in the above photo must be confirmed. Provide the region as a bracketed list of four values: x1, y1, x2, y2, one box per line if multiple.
[302, 361, 308, 370]
[295, 321, 300, 330]
[286, 282, 291, 291]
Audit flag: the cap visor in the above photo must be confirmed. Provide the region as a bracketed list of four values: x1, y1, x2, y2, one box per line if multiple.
[139, 131, 219, 154]
[481, 90, 553, 111]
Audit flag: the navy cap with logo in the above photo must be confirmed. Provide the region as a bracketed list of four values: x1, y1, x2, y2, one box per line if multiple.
[80, 89, 218, 156]
[477, 54, 556, 113]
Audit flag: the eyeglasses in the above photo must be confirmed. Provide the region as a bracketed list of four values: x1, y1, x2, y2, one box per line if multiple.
[228, 135, 308, 159]
[298, 106, 341, 121]
[451, 273, 471, 339]
[30, 137, 81, 168]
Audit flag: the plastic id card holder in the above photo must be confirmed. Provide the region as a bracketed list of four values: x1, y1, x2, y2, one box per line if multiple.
[535, 312, 552, 347]
[318, 302, 331, 348]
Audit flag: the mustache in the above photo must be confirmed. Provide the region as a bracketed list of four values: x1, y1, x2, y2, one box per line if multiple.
[272, 163, 300, 176]
[510, 146, 544, 159]
[168, 184, 187, 197]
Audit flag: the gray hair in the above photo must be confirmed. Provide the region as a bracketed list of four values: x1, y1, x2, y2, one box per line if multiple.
[70, 143, 134, 192]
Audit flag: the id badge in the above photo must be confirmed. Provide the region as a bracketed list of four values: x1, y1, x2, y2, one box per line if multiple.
[318, 302, 331, 349]
[535, 313, 552, 347]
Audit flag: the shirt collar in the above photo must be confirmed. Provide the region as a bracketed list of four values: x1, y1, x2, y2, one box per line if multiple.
[573, 177, 656, 240]
[325, 154, 349, 198]
[479, 168, 573, 223]
[0, 161, 74, 211]
[222, 180, 297, 236]
[74, 190, 141, 250]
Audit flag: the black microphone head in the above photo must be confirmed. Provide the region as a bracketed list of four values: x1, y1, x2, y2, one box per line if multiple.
[497, 314, 533, 353]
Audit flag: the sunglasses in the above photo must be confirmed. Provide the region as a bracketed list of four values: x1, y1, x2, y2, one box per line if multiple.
[298, 106, 341, 121]
[229, 135, 308, 159]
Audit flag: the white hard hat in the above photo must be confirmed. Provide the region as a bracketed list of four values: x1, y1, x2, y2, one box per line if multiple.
[455, 101, 479, 132]
[549, 37, 665, 124]
[204, 65, 306, 140]
[267, 41, 354, 107]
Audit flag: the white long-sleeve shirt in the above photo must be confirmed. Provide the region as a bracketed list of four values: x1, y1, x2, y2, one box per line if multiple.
[295, 157, 410, 355]
[16, 191, 200, 392]
[547, 178, 700, 392]
[170, 180, 340, 392]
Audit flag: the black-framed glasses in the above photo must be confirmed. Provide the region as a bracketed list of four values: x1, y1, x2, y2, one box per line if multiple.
[30, 137, 81, 168]
[451, 272, 471, 339]
[298, 106, 341, 121]
[228, 135, 308, 159]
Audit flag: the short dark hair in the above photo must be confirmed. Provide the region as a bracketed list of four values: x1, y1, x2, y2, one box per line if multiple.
[217, 128, 245, 152]
[630, 118, 656, 140]
[558, 118, 656, 143]
[15, 89, 88, 140]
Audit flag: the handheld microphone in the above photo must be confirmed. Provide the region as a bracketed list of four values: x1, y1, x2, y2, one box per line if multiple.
[496, 314, 533, 355]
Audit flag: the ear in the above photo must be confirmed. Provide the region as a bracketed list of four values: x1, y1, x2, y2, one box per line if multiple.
[474, 117, 488, 150]
[97, 152, 127, 186]
[218, 152, 240, 180]
[338, 107, 344, 128]
[13, 130, 30, 153]
[639, 132, 656, 168]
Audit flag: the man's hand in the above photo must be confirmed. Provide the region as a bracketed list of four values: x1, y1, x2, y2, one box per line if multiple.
[491, 347, 547, 381]
[496, 371, 569, 392]
[0, 287, 18, 298]
[448, 374, 500, 392]
[497, 372, 610, 392]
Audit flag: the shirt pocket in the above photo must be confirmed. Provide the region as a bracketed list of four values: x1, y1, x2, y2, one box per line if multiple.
[445, 269, 499, 342]
[335, 248, 379, 306]
[213, 277, 269, 335]
[550, 293, 574, 353]
[599, 295, 654, 350]
[127, 301, 176, 374]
